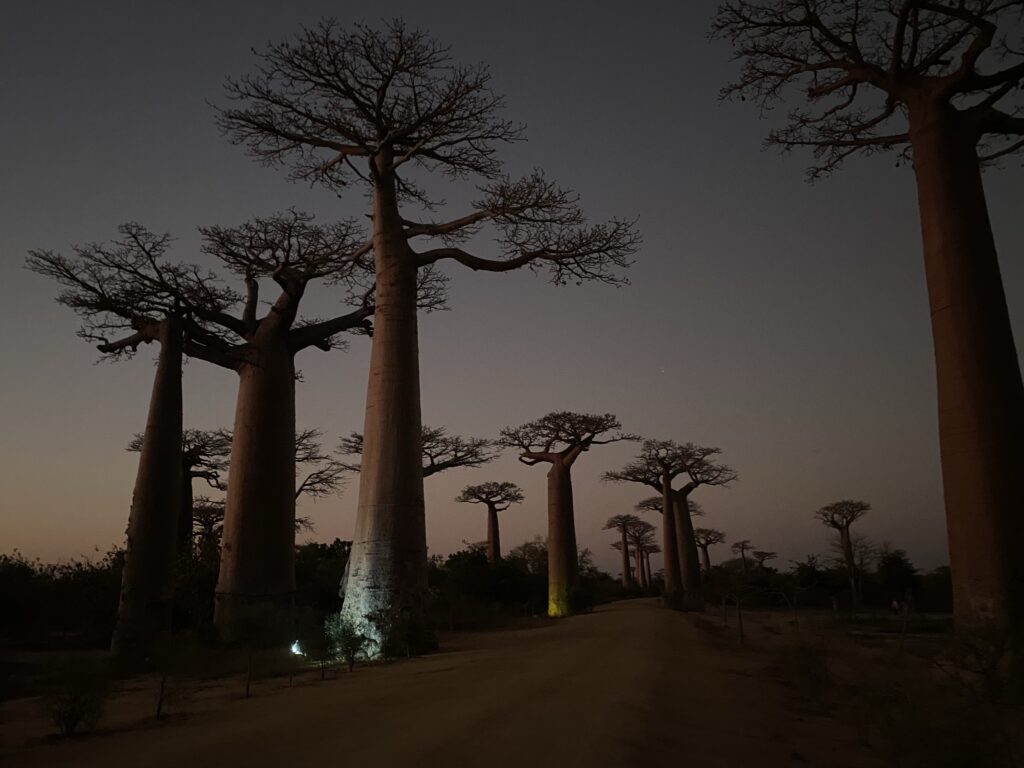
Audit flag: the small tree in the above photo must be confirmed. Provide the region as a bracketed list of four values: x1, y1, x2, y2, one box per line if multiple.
[456, 482, 524, 562]
[625, 519, 657, 591]
[815, 500, 871, 606]
[500, 412, 635, 616]
[712, 1, 1024, 634]
[325, 613, 368, 672]
[604, 514, 643, 589]
[694, 528, 727, 571]
[753, 551, 778, 570]
[731, 540, 753, 572]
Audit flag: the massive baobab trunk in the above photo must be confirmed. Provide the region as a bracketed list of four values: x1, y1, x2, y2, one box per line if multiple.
[215, 331, 297, 641]
[547, 460, 577, 617]
[661, 474, 681, 595]
[111, 318, 183, 661]
[341, 166, 430, 652]
[619, 528, 632, 589]
[178, 470, 194, 555]
[909, 99, 1024, 634]
[486, 504, 501, 563]
[674, 493, 703, 610]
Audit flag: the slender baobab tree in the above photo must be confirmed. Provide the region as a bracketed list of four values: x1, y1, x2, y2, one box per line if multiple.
[694, 528, 727, 571]
[501, 413, 635, 616]
[27, 225, 234, 661]
[816, 500, 871, 606]
[456, 482, 525, 562]
[626, 520, 658, 590]
[606, 440, 736, 608]
[217, 20, 640, 650]
[713, 0, 1024, 633]
[171, 212, 373, 639]
[605, 514, 644, 588]
[128, 428, 232, 554]
[732, 540, 753, 572]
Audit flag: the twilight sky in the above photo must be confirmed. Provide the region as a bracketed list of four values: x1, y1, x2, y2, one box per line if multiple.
[2, 0, 1022, 576]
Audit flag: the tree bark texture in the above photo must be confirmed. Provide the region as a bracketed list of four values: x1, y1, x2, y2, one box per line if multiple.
[674, 492, 704, 610]
[486, 504, 501, 563]
[546, 460, 577, 617]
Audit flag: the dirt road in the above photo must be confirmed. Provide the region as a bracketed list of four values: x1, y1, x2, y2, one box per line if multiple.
[3, 600, 879, 767]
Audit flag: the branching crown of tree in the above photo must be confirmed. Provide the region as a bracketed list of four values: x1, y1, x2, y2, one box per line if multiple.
[26, 224, 235, 358]
[604, 513, 643, 532]
[731, 540, 753, 554]
[216, 19, 640, 282]
[694, 528, 727, 547]
[338, 425, 499, 476]
[128, 428, 233, 489]
[455, 481, 524, 509]
[711, 0, 1024, 175]
[499, 412, 636, 465]
[815, 499, 871, 530]
[604, 439, 738, 490]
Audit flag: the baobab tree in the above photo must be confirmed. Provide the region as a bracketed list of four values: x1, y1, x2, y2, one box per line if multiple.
[456, 482, 525, 562]
[217, 20, 640, 650]
[694, 528, 727, 571]
[816, 500, 871, 606]
[732, 540, 753, 572]
[713, 0, 1024, 633]
[27, 225, 234, 661]
[605, 440, 736, 608]
[128, 428, 231, 555]
[337, 426, 498, 478]
[173, 211, 373, 639]
[604, 514, 644, 588]
[753, 551, 778, 570]
[501, 413, 635, 616]
[626, 520, 659, 590]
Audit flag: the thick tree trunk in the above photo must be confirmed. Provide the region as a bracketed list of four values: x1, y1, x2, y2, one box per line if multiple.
[341, 166, 430, 656]
[214, 333, 297, 642]
[908, 100, 1024, 634]
[644, 551, 652, 589]
[839, 527, 858, 608]
[700, 545, 711, 572]
[486, 504, 501, 563]
[620, 528, 633, 589]
[111, 318, 183, 662]
[660, 474, 681, 596]
[674, 492, 703, 610]
[547, 460, 577, 617]
[636, 546, 647, 590]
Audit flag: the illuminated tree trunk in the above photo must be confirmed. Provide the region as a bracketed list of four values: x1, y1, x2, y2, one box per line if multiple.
[215, 331, 297, 641]
[486, 504, 501, 563]
[111, 317, 183, 662]
[341, 163, 431, 655]
[547, 460, 577, 617]
[674, 492, 704, 610]
[661, 473, 681, 595]
[909, 99, 1024, 634]
[619, 527, 633, 589]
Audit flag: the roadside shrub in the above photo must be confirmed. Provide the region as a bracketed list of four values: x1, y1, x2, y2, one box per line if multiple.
[42, 662, 110, 737]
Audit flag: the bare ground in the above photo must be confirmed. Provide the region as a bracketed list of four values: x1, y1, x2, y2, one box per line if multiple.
[0, 599, 881, 768]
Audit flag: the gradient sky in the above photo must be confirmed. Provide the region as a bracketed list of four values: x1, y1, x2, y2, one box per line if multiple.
[2, 1, 1022, 577]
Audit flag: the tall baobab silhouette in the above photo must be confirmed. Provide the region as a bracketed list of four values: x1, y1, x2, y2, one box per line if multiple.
[163, 212, 373, 639]
[501, 412, 635, 616]
[605, 440, 735, 608]
[216, 20, 639, 652]
[605, 514, 644, 588]
[694, 528, 727, 571]
[816, 500, 871, 607]
[456, 482, 525, 562]
[625, 520, 658, 590]
[731, 540, 753, 572]
[713, 0, 1024, 633]
[27, 225, 234, 661]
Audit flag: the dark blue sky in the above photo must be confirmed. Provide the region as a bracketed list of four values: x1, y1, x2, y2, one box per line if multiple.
[2, 0, 1021, 573]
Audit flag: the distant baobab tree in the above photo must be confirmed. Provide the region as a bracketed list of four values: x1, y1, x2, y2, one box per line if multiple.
[217, 19, 640, 652]
[128, 428, 231, 555]
[694, 528, 727, 571]
[604, 514, 644, 588]
[731, 540, 753, 572]
[815, 500, 871, 606]
[713, 1, 1024, 633]
[753, 551, 778, 570]
[501, 412, 635, 616]
[337, 426, 498, 478]
[456, 482, 525, 562]
[625, 520, 658, 590]
[27, 225, 235, 662]
[192, 498, 225, 566]
[605, 440, 736, 608]
[169, 212, 373, 639]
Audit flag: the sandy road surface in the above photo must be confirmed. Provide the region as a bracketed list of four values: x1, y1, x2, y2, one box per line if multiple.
[3, 600, 878, 768]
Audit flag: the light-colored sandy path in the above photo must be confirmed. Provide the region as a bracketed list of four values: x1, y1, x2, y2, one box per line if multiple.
[2, 600, 879, 768]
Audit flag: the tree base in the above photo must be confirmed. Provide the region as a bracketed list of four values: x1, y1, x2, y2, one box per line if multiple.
[214, 592, 295, 646]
